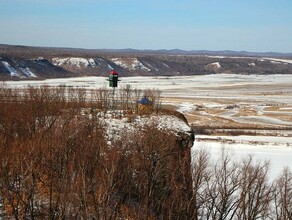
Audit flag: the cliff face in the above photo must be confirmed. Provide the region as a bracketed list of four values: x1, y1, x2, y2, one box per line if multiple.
[97, 111, 195, 218]
[0, 81, 195, 218]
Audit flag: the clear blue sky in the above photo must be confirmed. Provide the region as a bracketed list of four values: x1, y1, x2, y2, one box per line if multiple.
[1, 0, 292, 52]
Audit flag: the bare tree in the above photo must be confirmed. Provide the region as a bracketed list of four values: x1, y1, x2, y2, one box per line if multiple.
[273, 167, 292, 220]
[204, 149, 241, 220]
[236, 156, 274, 220]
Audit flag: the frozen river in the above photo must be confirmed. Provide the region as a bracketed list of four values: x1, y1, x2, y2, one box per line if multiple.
[193, 135, 292, 181]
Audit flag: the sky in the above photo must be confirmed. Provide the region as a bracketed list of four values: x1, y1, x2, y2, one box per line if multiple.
[0, 0, 292, 52]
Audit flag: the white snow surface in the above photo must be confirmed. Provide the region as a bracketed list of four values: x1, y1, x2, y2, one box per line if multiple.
[270, 60, 283, 65]
[52, 57, 96, 67]
[234, 115, 292, 126]
[265, 58, 292, 64]
[4, 74, 292, 104]
[107, 64, 114, 70]
[88, 58, 96, 66]
[2, 61, 19, 77]
[197, 135, 292, 145]
[205, 56, 292, 64]
[194, 135, 292, 180]
[4, 74, 292, 101]
[101, 113, 192, 143]
[206, 55, 227, 59]
[177, 102, 196, 113]
[210, 62, 221, 68]
[162, 62, 170, 68]
[20, 67, 37, 77]
[110, 58, 151, 71]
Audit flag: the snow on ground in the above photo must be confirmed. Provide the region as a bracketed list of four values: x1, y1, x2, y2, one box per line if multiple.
[265, 58, 292, 64]
[52, 57, 96, 67]
[144, 62, 159, 71]
[4, 74, 292, 128]
[193, 136, 292, 180]
[100, 113, 192, 144]
[131, 58, 151, 71]
[280, 107, 292, 111]
[110, 58, 126, 68]
[3, 73, 290, 89]
[206, 55, 227, 59]
[4, 74, 292, 103]
[210, 62, 221, 68]
[162, 62, 170, 68]
[20, 67, 37, 77]
[233, 115, 292, 126]
[270, 61, 283, 65]
[2, 61, 19, 77]
[197, 135, 292, 145]
[110, 58, 151, 71]
[205, 55, 292, 65]
[177, 102, 196, 113]
[88, 58, 96, 67]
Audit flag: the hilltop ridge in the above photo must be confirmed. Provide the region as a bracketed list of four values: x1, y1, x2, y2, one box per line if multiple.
[1, 44, 292, 80]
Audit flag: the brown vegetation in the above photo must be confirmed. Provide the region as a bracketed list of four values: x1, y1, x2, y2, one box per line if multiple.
[0, 85, 291, 219]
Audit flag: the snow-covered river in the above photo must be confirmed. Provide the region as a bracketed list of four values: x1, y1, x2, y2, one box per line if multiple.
[193, 136, 292, 181]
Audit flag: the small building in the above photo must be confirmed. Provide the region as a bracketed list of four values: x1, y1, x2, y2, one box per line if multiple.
[138, 96, 153, 114]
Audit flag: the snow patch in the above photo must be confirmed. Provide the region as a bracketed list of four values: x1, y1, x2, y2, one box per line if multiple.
[280, 107, 292, 111]
[198, 135, 292, 145]
[20, 67, 37, 77]
[234, 115, 292, 126]
[144, 62, 158, 71]
[211, 62, 221, 68]
[52, 57, 96, 67]
[205, 62, 221, 71]
[206, 55, 226, 59]
[270, 60, 283, 64]
[162, 62, 170, 68]
[266, 58, 292, 64]
[88, 58, 96, 67]
[177, 102, 195, 113]
[2, 61, 19, 77]
[248, 63, 255, 67]
[101, 113, 192, 143]
[110, 58, 151, 72]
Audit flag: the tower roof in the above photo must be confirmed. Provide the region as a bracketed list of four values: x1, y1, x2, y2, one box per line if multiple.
[110, 70, 119, 75]
[138, 97, 152, 105]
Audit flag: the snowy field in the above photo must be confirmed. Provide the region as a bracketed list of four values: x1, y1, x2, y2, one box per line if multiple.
[4, 74, 292, 127]
[3, 74, 292, 178]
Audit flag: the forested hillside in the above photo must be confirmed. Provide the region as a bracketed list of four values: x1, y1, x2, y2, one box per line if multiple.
[1, 44, 292, 80]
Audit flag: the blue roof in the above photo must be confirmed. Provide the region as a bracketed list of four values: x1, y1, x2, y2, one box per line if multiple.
[138, 97, 152, 105]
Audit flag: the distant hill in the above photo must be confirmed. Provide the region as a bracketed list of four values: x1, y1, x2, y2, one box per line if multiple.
[0, 44, 292, 80]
